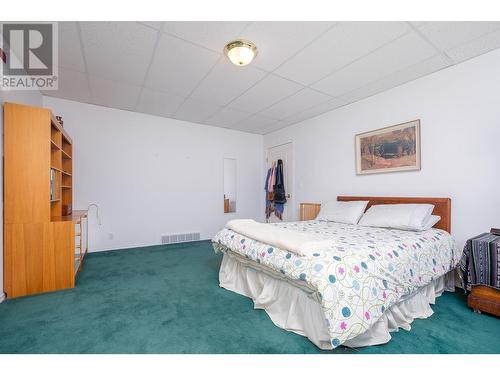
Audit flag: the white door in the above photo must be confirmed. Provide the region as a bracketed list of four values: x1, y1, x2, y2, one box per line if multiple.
[266, 142, 293, 222]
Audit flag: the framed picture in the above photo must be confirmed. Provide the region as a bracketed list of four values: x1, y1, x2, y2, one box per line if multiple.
[355, 120, 421, 175]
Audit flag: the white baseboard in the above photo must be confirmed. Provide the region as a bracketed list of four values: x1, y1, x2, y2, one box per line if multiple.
[0, 292, 5, 303]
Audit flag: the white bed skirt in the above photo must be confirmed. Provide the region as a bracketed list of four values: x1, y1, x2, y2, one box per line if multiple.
[219, 252, 455, 350]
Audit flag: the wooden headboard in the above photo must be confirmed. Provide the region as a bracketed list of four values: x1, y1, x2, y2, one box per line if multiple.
[337, 196, 451, 233]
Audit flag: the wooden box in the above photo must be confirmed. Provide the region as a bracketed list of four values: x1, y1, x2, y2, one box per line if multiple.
[62, 204, 72, 216]
[468, 286, 500, 316]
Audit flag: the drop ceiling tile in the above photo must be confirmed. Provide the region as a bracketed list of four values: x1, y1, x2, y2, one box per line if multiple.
[446, 28, 500, 63]
[190, 58, 267, 106]
[418, 22, 500, 51]
[89, 76, 142, 111]
[242, 21, 335, 71]
[42, 67, 91, 103]
[340, 54, 451, 103]
[58, 22, 86, 73]
[254, 121, 289, 135]
[138, 21, 163, 30]
[233, 114, 278, 132]
[144, 33, 220, 97]
[162, 21, 249, 53]
[409, 21, 427, 28]
[280, 97, 347, 125]
[135, 88, 186, 118]
[260, 88, 332, 120]
[80, 22, 158, 85]
[312, 31, 436, 97]
[204, 107, 252, 128]
[274, 21, 411, 85]
[174, 98, 222, 124]
[228, 74, 303, 113]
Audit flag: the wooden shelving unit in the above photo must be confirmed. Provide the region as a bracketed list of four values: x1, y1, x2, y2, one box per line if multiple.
[3, 102, 88, 299]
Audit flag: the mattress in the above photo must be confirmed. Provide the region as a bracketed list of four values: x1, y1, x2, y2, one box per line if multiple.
[212, 220, 460, 349]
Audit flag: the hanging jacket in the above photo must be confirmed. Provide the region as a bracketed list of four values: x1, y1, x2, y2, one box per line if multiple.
[264, 167, 274, 219]
[273, 159, 287, 204]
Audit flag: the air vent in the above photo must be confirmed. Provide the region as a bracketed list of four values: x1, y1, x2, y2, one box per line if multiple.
[161, 232, 201, 245]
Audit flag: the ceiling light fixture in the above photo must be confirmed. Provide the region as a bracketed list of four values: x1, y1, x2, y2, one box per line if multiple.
[224, 39, 258, 67]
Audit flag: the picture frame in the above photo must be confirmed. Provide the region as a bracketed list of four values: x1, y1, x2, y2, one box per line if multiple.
[355, 120, 421, 175]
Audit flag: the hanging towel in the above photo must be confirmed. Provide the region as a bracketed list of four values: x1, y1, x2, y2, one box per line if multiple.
[268, 161, 276, 193]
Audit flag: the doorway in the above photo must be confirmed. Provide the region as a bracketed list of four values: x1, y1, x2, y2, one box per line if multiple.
[266, 142, 293, 222]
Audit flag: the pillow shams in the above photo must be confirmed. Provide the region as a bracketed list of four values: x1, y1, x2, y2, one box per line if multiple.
[358, 203, 435, 231]
[422, 215, 441, 231]
[316, 200, 369, 224]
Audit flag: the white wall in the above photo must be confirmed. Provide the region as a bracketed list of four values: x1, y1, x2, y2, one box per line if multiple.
[43, 97, 264, 252]
[264, 49, 500, 248]
[0, 88, 43, 302]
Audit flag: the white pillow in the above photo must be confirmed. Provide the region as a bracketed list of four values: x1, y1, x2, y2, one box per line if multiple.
[422, 215, 441, 231]
[316, 200, 369, 224]
[358, 204, 435, 231]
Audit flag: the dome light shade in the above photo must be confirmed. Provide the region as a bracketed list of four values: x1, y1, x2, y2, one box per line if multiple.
[224, 40, 258, 66]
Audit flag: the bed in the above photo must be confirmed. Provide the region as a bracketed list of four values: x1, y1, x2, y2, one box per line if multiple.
[212, 196, 460, 350]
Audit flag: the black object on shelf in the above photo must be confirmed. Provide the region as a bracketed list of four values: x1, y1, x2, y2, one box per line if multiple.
[490, 228, 500, 236]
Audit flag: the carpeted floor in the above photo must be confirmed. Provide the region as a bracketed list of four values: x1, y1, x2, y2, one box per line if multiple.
[0, 240, 498, 354]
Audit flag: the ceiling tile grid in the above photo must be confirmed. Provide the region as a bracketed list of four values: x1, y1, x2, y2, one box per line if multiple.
[189, 58, 267, 106]
[88, 75, 143, 111]
[242, 21, 336, 71]
[42, 21, 500, 134]
[204, 107, 253, 128]
[227, 73, 305, 114]
[339, 53, 452, 103]
[173, 97, 222, 124]
[144, 33, 221, 97]
[259, 88, 332, 120]
[232, 114, 279, 132]
[273, 21, 411, 85]
[135, 88, 186, 118]
[312, 31, 437, 97]
[80, 22, 158, 85]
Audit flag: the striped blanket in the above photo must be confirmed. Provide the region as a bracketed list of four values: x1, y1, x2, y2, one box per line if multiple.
[460, 233, 500, 291]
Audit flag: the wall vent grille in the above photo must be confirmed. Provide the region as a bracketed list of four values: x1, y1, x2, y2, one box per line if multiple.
[161, 232, 201, 245]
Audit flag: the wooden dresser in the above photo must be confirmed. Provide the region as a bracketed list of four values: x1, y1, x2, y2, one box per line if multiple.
[3, 102, 88, 299]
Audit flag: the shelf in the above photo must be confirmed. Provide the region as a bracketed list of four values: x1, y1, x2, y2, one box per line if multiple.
[51, 166, 71, 176]
[61, 149, 72, 159]
[52, 210, 88, 222]
[52, 167, 72, 176]
[51, 140, 61, 150]
[4, 103, 80, 299]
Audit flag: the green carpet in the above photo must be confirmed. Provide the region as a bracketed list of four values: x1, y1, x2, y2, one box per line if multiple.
[0, 240, 498, 354]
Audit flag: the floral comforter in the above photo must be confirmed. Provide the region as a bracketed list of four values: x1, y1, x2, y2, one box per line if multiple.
[212, 220, 460, 348]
